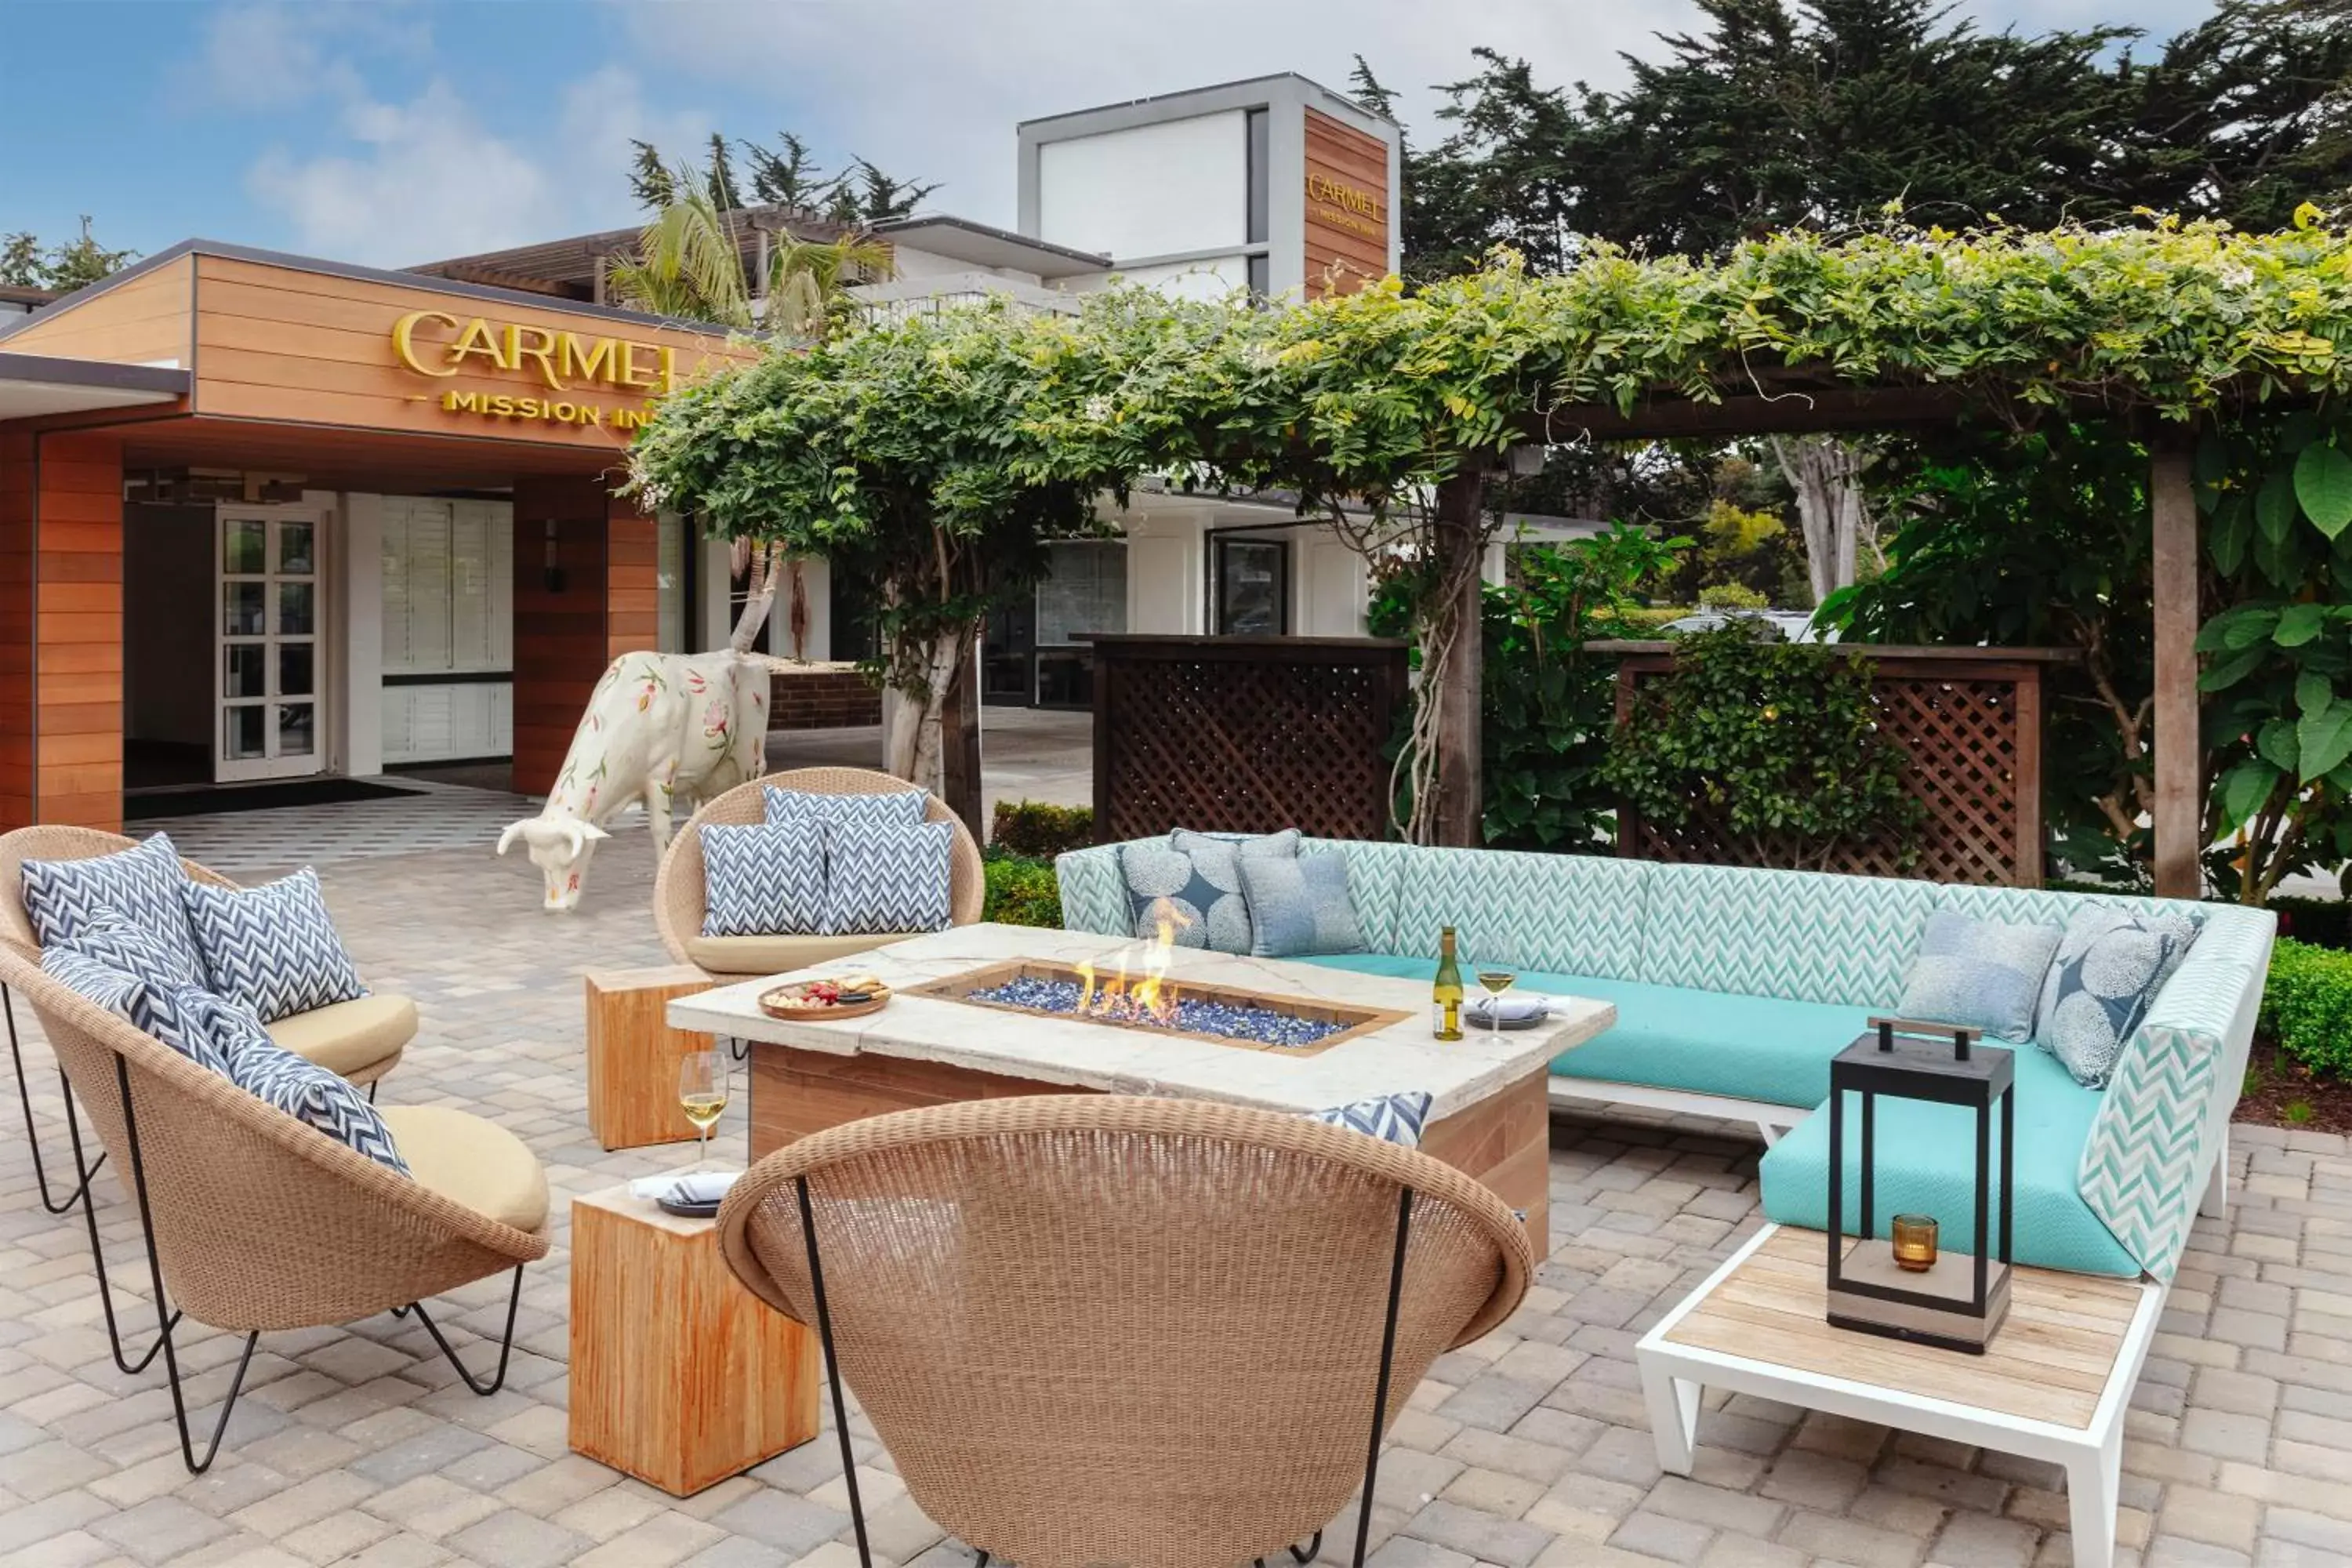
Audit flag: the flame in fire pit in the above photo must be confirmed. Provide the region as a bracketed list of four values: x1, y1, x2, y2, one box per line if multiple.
[1074, 899, 1191, 1025]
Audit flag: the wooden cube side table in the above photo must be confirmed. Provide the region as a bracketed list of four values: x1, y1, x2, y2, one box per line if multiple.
[584, 965, 717, 1151]
[568, 1185, 819, 1495]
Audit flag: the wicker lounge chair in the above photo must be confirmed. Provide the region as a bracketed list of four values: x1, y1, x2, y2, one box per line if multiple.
[653, 767, 985, 981]
[719, 1094, 1532, 1568]
[0, 826, 416, 1218]
[0, 944, 549, 1472]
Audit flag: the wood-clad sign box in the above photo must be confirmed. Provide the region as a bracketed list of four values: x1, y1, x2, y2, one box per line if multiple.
[1303, 107, 1392, 299]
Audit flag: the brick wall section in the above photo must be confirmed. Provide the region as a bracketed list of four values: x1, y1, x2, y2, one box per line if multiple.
[0, 431, 124, 832]
[768, 670, 880, 731]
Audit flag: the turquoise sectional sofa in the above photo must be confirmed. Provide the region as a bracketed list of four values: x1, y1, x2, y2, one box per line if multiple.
[1056, 839, 2276, 1283]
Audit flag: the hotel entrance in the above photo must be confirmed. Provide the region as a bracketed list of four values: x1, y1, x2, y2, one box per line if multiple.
[0, 239, 747, 833]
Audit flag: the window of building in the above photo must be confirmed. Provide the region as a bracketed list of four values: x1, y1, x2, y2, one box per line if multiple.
[1214, 537, 1289, 635]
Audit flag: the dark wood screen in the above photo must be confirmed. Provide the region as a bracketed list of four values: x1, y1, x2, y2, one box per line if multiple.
[1599, 643, 2072, 886]
[1083, 635, 1410, 844]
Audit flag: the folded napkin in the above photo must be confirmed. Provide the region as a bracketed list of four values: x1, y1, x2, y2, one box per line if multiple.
[628, 1170, 741, 1203]
[1465, 994, 1551, 1025]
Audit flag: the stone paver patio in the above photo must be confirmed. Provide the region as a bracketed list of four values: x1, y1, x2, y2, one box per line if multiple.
[2, 822, 2348, 1566]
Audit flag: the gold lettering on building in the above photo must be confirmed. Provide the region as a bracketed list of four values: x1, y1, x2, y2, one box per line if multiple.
[1305, 171, 1389, 243]
[390, 310, 677, 395]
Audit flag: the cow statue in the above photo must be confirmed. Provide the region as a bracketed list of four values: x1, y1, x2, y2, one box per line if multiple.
[498, 647, 770, 910]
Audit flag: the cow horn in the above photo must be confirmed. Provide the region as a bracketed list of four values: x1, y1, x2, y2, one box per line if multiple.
[561, 821, 586, 860]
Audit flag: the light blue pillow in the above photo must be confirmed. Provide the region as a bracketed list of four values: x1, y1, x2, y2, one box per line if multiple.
[1120, 829, 1300, 955]
[1240, 850, 1365, 958]
[21, 832, 207, 989]
[1894, 910, 2063, 1044]
[227, 1035, 410, 1175]
[701, 819, 829, 937]
[2035, 907, 2200, 1088]
[764, 786, 927, 832]
[825, 820, 954, 935]
[1307, 1091, 1432, 1148]
[183, 867, 368, 1024]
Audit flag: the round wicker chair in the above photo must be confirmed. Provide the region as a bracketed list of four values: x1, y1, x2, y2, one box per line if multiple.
[719, 1094, 1533, 1568]
[0, 943, 549, 1472]
[653, 767, 985, 979]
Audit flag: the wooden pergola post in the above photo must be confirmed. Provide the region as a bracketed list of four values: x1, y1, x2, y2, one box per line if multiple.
[2150, 447, 2202, 898]
[1432, 470, 1485, 847]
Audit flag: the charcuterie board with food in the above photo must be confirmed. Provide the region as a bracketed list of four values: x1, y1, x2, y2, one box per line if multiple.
[757, 974, 892, 1022]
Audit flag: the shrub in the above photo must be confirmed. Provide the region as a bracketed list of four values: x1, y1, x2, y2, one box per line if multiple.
[991, 800, 1094, 857]
[982, 851, 1063, 927]
[2261, 937, 2352, 1078]
[1697, 582, 1768, 612]
[1601, 622, 1922, 870]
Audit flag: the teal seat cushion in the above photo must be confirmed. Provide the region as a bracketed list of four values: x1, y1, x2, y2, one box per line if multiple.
[1758, 1044, 2140, 1278]
[1288, 954, 1875, 1110]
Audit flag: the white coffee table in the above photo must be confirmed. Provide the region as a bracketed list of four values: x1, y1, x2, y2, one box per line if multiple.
[670, 923, 1615, 1256]
[1635, 1225, 2163, 1568]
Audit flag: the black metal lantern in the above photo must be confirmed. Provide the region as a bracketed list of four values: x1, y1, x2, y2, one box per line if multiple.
[1827, 1017, 2014, 1354]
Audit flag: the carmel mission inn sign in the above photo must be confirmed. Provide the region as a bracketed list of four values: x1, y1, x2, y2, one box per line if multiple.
[390, 310, 678, 432]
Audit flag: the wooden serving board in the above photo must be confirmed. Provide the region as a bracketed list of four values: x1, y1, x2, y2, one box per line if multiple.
[757, 984, 892, 1023]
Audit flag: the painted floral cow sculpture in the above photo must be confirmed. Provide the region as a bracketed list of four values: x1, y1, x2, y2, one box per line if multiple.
[499, 648, 768, 910]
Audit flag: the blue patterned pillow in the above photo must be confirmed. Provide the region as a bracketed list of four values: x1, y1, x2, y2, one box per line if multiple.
[701, 819, 829, 937]
[183, 868, 367, 1024]
[825, 821, 953, 935]
[1240, 850, 1366, 958]
[225, 1035, 409, 1175]
[21, 832, 207, 989]
[764, 786, 927, 832]
[2034, 907, 2201, 1087]
[1307, 1091, 1432, 1148]
[41, 912, 238, 1075]
[1120, 829, 1301, 955]
[1894, 911, 2063, 1043]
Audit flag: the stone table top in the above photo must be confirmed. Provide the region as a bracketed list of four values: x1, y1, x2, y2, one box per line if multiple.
[667, 923, 1614, 1120]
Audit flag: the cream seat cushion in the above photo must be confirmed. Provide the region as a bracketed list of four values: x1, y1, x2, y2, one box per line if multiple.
[684, 931, 915, 978]
[265, 993, 416, 1079]
[378, 1105, 550, 1234]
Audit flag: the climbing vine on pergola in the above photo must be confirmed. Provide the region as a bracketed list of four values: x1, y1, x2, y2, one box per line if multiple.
[631, 212, 2352, 884]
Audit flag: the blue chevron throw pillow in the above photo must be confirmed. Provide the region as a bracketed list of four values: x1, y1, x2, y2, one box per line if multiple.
[702, 819, 829, 937]
[41, 911, 239, 1075]
[182, 868, 368, 1024]
[1307, 1091, 1432, 1148]
[764, 786, 928, 832]
[21, 832, 208, 989]
[824, 820, 954, 935]
[225, 1034, 409, 1175]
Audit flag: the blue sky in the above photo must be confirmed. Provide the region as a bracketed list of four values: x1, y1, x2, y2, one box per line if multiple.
[1, 0, 2223, 270]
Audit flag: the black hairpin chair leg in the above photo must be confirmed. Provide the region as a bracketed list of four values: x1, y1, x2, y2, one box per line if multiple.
[405, 1265, 526, 1396]
[63, 1080, 178, 1374]
[6, 983, 104, 1214]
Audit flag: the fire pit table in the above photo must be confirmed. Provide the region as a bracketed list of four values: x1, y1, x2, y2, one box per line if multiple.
[667, 922, 1615, 1255]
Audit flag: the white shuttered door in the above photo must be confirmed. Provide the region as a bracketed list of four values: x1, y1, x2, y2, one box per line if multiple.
[380, 498, 514, 764]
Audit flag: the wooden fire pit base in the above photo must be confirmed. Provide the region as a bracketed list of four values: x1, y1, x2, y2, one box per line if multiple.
[746, 1041, 1552, 1256]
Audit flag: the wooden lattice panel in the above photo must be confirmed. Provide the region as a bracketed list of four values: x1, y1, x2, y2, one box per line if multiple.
[1087, 636, 1411, 844]
[1609, 648, 2060, 887]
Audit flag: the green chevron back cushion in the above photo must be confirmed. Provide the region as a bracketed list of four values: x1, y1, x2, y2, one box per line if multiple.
[1639, 863, 1939, 1006]
[1387, 846, 1651, 978]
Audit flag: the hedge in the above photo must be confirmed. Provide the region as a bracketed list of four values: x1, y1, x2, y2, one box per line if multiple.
[982, 851, 1062, 928]
[991, 800, 1094, 858]
[2261, 937, 2352, 1079]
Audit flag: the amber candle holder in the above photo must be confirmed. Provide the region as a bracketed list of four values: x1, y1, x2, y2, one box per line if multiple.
[1890, 1214, 1939, 1272]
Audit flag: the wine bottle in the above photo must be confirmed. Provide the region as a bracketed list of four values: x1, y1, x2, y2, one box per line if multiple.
[1432, 926, 1465, 1040]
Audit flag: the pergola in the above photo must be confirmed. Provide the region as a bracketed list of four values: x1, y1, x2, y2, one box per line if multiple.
[1417, 376, 2205, 895]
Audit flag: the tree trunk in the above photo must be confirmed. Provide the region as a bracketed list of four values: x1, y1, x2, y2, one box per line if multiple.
[938, 638, 985, 842]
[728, 540, 786, 654]
[1771, 435, 1867, 606]
[883, 626, 967, 799]
[1431, 470, 1486, 847]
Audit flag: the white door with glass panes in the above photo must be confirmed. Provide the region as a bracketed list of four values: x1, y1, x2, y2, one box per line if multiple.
[216, 508, 325, 781]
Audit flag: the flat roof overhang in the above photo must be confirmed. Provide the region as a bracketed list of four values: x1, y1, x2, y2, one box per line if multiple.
[0, 354, 189, 420]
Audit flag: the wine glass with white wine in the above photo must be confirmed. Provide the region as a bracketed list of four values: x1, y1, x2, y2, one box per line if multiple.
[1475, 967, 1518, 1036]
[678, 1050, 729, 1171]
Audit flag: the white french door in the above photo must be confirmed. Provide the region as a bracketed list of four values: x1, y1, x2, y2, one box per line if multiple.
[216, 506, 326, 782]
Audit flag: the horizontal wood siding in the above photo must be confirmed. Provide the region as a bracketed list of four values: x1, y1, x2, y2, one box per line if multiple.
[1303, 109, 1392, 300]
[191, 254, 748, 452]
[511, 475, 615, 797]
[607, 502, 659, 661]
[0, 433, 125, 832]
[2, 259, 193, 368]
